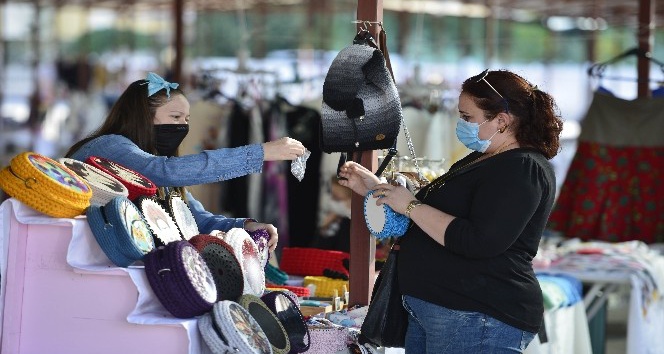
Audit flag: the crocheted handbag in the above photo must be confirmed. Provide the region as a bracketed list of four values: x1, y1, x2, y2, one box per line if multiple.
[164, 193, 199, 240]
[144, 240, 217, 318]
[189, 234, 245, 302]
[238, 294, 291, 354]
[261, 290, 311, 353]
[58, 158, 129, 206]
[321, 28, 401, 153]
[0, 152, 92, 218]
[85, 156, 157, 201]
[222, 228, 266, 296]
[363, 189, 409, 239]
[135, 196, 184, 248]
[86, 196, 155, 267]
[198, 300, 273, 354]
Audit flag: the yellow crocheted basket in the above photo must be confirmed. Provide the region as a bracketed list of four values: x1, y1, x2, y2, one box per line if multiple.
[0, 152, 92, 218]
[302, 276, 349, 298]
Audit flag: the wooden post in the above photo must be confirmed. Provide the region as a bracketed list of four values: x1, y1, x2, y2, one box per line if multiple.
[349, 0, 382, 307]
[172, 0, 184, 83]
[637, 0, 654, 98]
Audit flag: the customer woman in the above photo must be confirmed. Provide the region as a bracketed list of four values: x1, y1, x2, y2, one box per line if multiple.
[65, 72, 306, 251]
[339, 69, 563, 353]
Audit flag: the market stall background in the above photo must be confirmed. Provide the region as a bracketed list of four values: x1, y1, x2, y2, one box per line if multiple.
[1, 1, 663, 353]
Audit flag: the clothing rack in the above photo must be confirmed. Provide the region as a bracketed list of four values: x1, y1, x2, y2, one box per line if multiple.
[587, 47, 664, 92]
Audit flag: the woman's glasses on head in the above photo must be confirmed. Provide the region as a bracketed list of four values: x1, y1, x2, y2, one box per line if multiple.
[473, 69, 510, 113]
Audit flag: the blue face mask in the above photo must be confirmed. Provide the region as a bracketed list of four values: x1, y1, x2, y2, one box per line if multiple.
[455, 118, 498, 153]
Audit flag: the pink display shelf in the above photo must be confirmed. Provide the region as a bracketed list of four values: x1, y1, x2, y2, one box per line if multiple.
[1, 203, 190, 354]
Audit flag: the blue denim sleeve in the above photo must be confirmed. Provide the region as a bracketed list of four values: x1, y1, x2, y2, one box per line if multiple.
[185, 191, 249, 234]
[69, 134, 264, 186]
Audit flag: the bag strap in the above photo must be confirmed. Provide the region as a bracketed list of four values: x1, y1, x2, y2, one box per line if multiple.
[378, 25, 424, 181]
[378, 27, 395, 84]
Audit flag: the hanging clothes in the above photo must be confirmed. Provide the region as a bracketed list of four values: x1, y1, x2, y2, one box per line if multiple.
[261, 100, 291, 249]
[548, 90, 664, 243]
[219, 100, 252, 218]
[284, 101, 323, 248]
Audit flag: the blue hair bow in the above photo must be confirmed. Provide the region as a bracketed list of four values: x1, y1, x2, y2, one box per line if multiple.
[145, 72, 179, 98]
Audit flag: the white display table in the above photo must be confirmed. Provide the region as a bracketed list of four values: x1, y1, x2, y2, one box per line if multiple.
[0, 199, 205, 354]
[536, 241, 664, 354]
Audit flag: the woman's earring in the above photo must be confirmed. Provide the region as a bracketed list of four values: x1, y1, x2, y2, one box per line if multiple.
[499, 127, 506, 133]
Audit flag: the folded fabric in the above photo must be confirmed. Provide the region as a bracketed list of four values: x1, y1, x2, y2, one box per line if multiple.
[537, 273, 583, 309]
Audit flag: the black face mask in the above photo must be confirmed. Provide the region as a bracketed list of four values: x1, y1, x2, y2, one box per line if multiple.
[153, 124, 189, 157]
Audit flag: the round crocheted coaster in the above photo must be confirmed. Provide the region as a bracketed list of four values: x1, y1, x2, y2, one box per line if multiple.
[85, 156, 156, 201]
[189, 234, 245, 302]
[166, 193, 199, 240]
[213, 300, 273, 354]
[363, 190, 409, 239]
[86, 196, 155, 267]
[58, 158, 128, 206]
[248, 229, 270, 268]
[144, 240, 216, 318]
[261, 290, 311, 353]
[222, 228, 266, 296]
[136, 196, 183, 247]
[238, 294, 290, 354]
[0, 152, 91, 218]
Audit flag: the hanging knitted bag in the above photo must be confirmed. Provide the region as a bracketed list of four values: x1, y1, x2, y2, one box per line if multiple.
[320, 28, 401, 153]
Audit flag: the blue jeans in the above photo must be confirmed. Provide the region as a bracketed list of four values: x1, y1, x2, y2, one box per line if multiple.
[402, 295, 536, 354]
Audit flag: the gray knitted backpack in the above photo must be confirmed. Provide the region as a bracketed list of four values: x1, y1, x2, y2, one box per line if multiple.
[320, 30, 402, 154]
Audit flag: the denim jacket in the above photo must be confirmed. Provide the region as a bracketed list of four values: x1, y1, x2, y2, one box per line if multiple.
[69, 134, 264, 233]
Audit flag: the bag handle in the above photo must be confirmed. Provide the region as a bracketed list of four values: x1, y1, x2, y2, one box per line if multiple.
[378, 25, 424, 181]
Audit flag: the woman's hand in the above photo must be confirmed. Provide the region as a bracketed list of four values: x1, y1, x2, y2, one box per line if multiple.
[244, 221, 279, 252]
[337, 161, 381, 196]
[262, 137, 306, 161]
[372, 183, 416, 215]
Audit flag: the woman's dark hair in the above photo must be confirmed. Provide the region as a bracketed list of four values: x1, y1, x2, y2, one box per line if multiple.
[461, 70, 563, 159]
[65, 79, 184, 158]
[65, 78, 187, 199]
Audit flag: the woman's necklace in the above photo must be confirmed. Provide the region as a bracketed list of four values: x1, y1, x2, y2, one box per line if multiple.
[422, 140, 518, 199]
